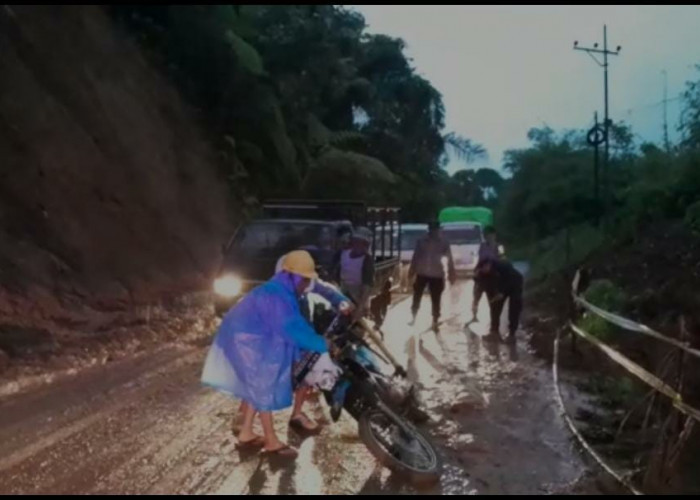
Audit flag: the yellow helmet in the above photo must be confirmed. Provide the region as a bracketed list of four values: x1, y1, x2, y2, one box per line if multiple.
[280, 250, 318, 279]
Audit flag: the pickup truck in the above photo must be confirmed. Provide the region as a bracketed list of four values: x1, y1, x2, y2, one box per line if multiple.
[213, 200, 402, 326]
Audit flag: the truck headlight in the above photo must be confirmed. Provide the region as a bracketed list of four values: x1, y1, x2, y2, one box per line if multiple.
[214, 275, 242, 297]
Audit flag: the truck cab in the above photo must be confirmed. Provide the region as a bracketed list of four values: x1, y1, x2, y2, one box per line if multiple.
[441, 222, 484, 277]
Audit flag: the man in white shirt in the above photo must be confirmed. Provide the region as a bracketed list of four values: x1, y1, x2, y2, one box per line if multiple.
[337, 227, 375, 321]
[409, 221, 456, 332]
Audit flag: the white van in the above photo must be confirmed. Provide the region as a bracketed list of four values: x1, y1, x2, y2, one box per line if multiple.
[441, 222, 484, 277]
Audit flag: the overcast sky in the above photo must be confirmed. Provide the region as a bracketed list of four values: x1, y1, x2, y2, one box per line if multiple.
[351, 5, 700, 174]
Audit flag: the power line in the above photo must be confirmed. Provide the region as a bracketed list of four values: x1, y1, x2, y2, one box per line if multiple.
[619, 89, 684, 121]
[626, 94, 683, 113]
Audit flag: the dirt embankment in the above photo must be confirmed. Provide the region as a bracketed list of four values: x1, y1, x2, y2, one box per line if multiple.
[522, 222, 700, 494]
[0, 5, 235, 377]
[525, 222, 700, 383]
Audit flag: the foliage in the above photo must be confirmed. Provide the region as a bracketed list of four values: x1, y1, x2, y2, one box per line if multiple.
[108, 5, 489, 217]
[498, 66, 700, 264]
[110, 6, 700, 244]
[684, 200, 700, 235]
[583, 375, 639, 409]
[584, 279, 627, 313]
[680, 63, 700, 150]
[576, 279, 627, 342]
[511, 223, 604, 281]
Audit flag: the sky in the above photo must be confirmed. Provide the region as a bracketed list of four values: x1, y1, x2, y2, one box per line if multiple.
[351, 5, 700, 174]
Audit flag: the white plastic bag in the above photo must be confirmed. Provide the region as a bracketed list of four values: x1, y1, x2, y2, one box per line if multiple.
[303, 352, 342, 391]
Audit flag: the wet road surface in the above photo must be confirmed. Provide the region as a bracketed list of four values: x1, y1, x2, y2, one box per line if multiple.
[0, 280, 595, 494]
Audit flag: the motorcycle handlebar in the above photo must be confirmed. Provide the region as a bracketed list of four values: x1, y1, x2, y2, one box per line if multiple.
[323, 313, 408, 379]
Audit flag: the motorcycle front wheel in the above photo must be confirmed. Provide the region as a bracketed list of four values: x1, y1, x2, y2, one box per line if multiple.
[358, 403, 441, 487]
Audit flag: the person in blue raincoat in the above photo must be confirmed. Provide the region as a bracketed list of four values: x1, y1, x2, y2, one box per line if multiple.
[274, 252, 353, 435]
[201, 250, 348, 458]
[227, 253, 352, 438]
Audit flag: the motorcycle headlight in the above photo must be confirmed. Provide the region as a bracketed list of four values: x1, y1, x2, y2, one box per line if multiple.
[213, 275, 242, 298]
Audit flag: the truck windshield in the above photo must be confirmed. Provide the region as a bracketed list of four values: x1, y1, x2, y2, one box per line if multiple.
[443, 227, 482, 245]
[230, 222, 332, 257]
[401, 230, 426, 251]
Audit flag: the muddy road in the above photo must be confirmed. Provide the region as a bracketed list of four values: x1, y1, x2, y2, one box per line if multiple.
[0, 281, 598, 494]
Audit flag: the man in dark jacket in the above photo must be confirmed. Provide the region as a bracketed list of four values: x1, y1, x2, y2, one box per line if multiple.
[470, 225, 501, 330]
[472, 257, 523, 343]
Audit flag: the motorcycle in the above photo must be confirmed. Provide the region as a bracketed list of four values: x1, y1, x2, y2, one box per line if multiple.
[295, 303, 442, 486]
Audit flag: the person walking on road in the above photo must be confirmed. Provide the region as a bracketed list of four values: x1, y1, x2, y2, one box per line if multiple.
[409, 221, 456, 332]
[472, 257, 523, 344]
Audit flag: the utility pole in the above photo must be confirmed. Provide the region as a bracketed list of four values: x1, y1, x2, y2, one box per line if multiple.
[587, 112, 605, 226]
[574, 25, 621, 212]
[662, 69, 671, 154]
[593, 112, 600, 215]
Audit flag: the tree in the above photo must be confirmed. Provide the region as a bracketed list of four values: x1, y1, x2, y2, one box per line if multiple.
[498, 127, 596, 240]
[608, 121, 635, 161]
[680, 64, 700, 150]
[474, 168, 505, 201]
[444, 133, 488, 165]
[109, 5, 485, 217]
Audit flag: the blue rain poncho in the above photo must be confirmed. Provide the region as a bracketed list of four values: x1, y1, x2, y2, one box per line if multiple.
[299, 279, 347, 322]
[201, 272, 346, 412]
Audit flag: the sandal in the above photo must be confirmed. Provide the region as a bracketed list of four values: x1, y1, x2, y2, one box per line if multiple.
[262, 444, 298, 459]
[289, 415, 322, 436]
[236, 435, 265, 450]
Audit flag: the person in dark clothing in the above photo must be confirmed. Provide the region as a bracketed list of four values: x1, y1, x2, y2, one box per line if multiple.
[472, 257, 523, 343]
[478, 225, 500, 262]
[469, 225, 501, 330]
